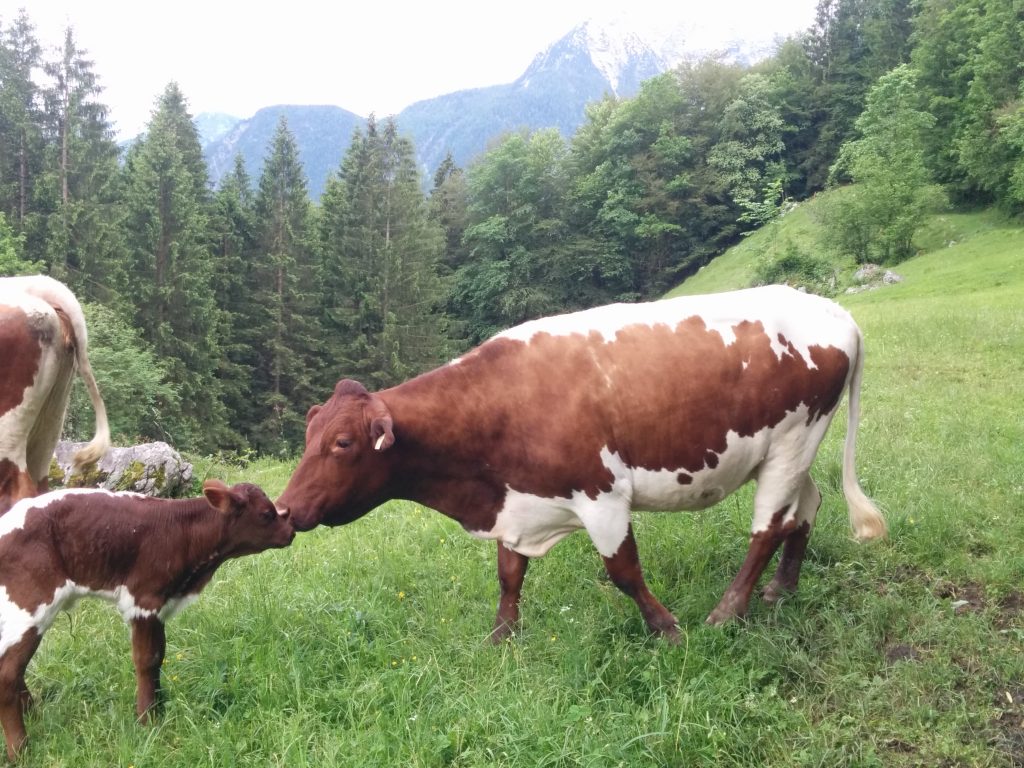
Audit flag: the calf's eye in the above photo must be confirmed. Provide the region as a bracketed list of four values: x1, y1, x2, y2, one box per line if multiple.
[335, 438, 353, 450]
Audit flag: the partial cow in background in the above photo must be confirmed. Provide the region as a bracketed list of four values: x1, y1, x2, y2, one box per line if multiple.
[278, 285, 887, 640]
[0, 275, 110, 513]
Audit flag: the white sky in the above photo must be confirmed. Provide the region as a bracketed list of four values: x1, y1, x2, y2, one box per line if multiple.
[1, 0, 819, 140]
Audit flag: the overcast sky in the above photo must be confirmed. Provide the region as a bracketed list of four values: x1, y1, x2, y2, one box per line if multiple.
[1, 0, 819, 140]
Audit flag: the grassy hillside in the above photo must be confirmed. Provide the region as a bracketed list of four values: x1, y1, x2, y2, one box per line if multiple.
[18, 202, 1024, 766]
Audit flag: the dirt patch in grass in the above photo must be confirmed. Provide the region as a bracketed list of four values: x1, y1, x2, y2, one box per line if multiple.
[934, 580, 986, 615]
[932, 582, 1024, 628]
[885, 643, 921, 664]
[995, 591, 1024, 629]
[992, 685, 1024, 766]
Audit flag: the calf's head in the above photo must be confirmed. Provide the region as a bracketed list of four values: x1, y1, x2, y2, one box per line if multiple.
[203, 479, 295, 554]
[276, 379, 395, 531]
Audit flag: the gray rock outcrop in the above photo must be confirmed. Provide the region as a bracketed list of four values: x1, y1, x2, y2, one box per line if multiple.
[52, 441, 194, 497]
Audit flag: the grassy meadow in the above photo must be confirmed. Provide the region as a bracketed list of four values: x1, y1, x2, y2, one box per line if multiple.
[17, 202, 1024, 766]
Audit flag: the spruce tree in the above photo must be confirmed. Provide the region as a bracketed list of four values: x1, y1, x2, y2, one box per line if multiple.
[39, 26, 125, 299]
[210, 155, 258, 449]
[319, 116, 448, 389]
[250, 116, 321, 454]
[121, 82, 229, 450]
[0, 10, 43, 234]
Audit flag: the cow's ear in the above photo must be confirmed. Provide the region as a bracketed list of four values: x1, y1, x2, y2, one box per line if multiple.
[203, 479, 244, 515]
[306, 404, 322, 424]
[370, 415, 394, 451]
[367, 396, 395, 451]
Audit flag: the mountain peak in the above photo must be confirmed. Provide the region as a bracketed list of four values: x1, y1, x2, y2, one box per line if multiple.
[569, 18, 669, 94]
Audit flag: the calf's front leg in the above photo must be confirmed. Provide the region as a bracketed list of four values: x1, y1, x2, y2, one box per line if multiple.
[131, 616, 166, 721]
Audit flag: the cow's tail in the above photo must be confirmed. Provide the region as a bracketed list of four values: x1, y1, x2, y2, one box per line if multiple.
[69, 314, 110, 472]
[842, 327, 887, 541]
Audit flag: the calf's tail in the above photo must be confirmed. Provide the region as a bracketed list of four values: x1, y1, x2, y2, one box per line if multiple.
[842, 328, 887, 541]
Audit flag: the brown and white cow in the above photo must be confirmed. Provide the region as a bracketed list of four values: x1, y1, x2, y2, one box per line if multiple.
[277, 285, 887, 641]
[0, 479, 294, 760]
[0, 275, 110, 513]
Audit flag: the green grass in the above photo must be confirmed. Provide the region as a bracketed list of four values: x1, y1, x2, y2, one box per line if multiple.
[16, 198, 1024, 766]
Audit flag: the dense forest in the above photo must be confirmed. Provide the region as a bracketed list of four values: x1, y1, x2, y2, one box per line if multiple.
[1, 0, 1021, 456]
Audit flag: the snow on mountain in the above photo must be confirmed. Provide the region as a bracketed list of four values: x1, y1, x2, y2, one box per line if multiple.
[576, 19, 668, 94]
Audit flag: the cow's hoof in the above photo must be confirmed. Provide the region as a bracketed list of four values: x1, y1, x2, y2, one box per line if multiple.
[705, 607, 746, 625]
[658, 624, 682, 644]
[488, 622, 517, 644]
[761, 581, 795, 604]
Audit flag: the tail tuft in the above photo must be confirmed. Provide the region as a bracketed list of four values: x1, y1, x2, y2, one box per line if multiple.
[843, 327, 887, 541]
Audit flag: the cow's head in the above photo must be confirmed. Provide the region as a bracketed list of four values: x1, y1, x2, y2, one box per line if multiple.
[276, 379, 396, 531]
[203, 479, 295, 555]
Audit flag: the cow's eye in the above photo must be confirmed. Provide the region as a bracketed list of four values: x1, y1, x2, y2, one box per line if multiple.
[334, 437, 353, 451]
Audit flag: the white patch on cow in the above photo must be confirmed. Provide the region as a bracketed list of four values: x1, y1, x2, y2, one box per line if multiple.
[473, 494, 586, 558]
[747, 403, 840, 535]
[470, 395, 847, 559]
[0, 580, 107, 657]
[488, 285, 859, 371]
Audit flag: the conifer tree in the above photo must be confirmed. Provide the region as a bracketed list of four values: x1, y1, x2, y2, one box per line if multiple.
[319, 116, 448, 389]
[0, 10, 43, 232]
[249, 116, 321, 454]
[121, 82, 229, 450]
[39, 26, 125, 299]
[210, 155, 259, 448]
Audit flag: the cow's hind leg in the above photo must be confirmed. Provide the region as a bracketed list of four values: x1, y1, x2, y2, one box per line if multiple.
[490, 544, 529, 643]
[762, 476, 820, 603]
[706, 468, 807, 625]
[602, 524, 681, 642]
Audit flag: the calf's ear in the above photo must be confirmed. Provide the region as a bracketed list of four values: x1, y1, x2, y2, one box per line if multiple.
[203, 479, 244, 515]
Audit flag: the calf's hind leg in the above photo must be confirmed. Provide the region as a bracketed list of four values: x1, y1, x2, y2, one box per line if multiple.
[131, 617, 166, 721]
[0, 630, 42, 760]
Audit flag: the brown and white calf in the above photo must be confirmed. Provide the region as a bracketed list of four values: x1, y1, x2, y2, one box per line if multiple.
[0, 275, 110, 513]
[277, 285, 887, 641]
[0, 480, 294, 760]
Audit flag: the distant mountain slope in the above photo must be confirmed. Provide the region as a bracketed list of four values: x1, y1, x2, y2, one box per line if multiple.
[200, 19, 772, 199]
[204, 105, 363, 199]
[396, 20, 667, 178]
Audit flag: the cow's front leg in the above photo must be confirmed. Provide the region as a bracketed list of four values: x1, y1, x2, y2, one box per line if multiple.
[131, 616, 166, 721]
[490, 543, 529, 643]
[602, 524, 680, 642]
